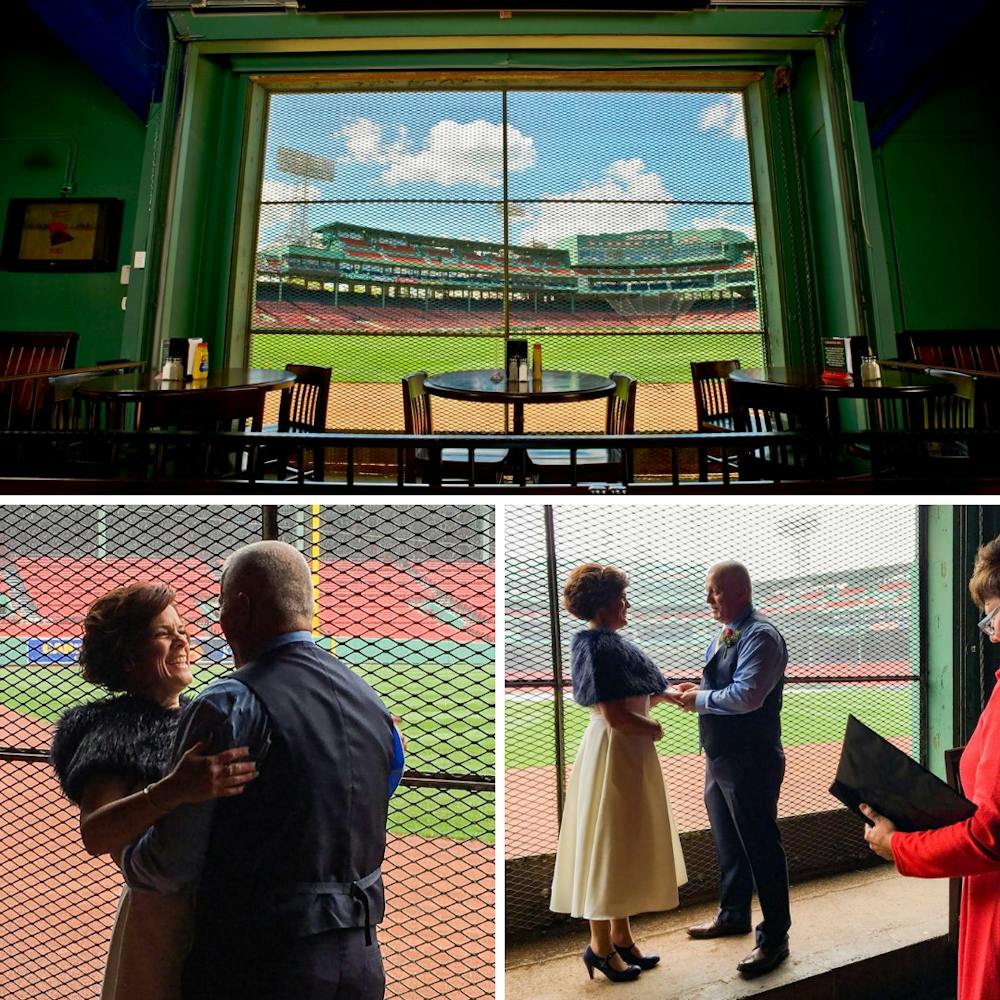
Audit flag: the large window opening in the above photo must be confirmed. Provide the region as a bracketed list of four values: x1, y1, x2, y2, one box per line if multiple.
[505, 504, 921, 931]
[249, 76, 769, 434]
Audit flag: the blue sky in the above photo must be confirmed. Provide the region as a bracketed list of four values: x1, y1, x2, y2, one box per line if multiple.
[260, 89, 756, 249]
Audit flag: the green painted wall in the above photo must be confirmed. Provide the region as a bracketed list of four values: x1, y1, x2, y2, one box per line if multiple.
[924, 505, 956, 780]
[0, 5, 145, 365]
[12, 6, 986, 372]
[873, 60, 1000, 333]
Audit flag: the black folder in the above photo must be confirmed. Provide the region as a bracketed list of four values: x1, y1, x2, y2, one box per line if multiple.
[829, 714, 976, 833]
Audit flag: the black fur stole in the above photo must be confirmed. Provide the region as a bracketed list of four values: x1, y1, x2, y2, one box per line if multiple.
[50, 694, 187, 805]
[570, 628, 667, 707]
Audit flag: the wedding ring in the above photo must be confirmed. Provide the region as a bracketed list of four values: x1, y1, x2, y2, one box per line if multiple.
[227, 764, 234, 777]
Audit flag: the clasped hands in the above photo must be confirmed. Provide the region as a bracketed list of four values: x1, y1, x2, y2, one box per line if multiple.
[661, 682, 699, 712]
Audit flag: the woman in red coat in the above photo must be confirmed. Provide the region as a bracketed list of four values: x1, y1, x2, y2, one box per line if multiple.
[862, 535, 1000, 1000]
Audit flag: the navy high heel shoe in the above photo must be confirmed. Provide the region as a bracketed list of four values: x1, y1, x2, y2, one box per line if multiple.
[582, 946, 641, 982]
[615, 942, 660, 970]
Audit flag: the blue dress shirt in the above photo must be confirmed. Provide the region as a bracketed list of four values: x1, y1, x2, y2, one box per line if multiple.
[694, 606, 785, 715]
[123, 631, 403, 893]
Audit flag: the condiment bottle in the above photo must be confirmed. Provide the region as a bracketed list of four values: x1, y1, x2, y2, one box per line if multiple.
[192, 340, 209, 380]
[161, 356, 184, 383]
[532, 342, 542, 378]
[860, 355, 881, 381]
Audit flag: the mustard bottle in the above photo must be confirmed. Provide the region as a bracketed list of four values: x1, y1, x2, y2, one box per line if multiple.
[192, 340, 209, 380]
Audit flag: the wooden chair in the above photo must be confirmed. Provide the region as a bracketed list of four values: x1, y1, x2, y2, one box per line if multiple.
[271, 364, 332, 480]
[401, 371, 508, 484]
[691, 359, 741, 479]
[140, 385, 267, 479]
[728, 377, 829, 481]
[526, 372, 637, 485]
[0, 332, 78, 428]
[903, 368, 983, 475]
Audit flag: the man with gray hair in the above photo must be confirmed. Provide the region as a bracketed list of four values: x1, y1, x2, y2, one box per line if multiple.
[673, 560, 790, 979]
[123, 540, 404, 999]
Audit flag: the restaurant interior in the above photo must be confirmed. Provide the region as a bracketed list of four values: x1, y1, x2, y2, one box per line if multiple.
[0, 0, 996, 492]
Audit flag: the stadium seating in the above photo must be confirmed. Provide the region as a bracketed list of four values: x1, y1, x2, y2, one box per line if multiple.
[5, 556, 493, 645]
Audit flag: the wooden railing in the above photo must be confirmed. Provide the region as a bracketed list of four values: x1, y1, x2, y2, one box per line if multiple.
[0, 426, 997, 493]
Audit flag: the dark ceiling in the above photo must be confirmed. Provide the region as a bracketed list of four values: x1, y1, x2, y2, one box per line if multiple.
[21, 0, 991, 145]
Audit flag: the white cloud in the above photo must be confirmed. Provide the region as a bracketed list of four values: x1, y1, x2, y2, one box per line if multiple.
[690, 208, 757, 241]
[515, 158, 674, 247]
[697, 94, 746, 141]
[338, 118, 409, 166]
[336, 117, 536, 188]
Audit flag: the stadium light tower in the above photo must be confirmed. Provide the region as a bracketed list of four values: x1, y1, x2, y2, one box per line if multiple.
[276, 146, 335, 247]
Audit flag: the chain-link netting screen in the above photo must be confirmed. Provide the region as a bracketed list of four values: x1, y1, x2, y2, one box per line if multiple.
[0, 504, 494, 1000]
[504, 503, 920, 933]
[250, 84, 765, 435]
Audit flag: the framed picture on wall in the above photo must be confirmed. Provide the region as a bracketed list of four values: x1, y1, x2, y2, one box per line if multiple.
[0, 197, 124, 272]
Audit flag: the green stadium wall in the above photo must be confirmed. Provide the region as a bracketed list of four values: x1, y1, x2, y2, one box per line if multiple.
[3, 6, 995, 370]
[0, 4, 145, 365]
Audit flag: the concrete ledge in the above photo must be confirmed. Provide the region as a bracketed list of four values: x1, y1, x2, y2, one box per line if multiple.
[506, 866, 954, 1000]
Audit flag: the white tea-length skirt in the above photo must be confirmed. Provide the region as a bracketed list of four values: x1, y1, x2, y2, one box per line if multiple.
[550, 695, 686, 919]
[102, 884, 193, 1000]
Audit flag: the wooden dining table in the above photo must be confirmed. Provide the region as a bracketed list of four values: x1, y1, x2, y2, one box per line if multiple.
[728, 366, 955, 430]
[74, 367, 297, 430]
[423, 368, 615, 434]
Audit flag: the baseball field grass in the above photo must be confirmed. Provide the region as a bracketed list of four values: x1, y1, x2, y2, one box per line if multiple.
[0, 647, 495, 844]
[250, 331, 765, 385]
[505, 683, 918, 768]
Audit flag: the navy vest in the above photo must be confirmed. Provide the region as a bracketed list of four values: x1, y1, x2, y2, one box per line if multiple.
[698, 610, 786, 759]
[191, 640, 394, 947]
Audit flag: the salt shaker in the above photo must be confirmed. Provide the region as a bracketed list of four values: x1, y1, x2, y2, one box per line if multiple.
[161, 356, 184, 383]
[860, 355, 881, 381]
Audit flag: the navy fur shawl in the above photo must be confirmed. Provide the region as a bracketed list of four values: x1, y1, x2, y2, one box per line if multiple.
[570, 628, 667, 707]
[50, 694, 187, 805]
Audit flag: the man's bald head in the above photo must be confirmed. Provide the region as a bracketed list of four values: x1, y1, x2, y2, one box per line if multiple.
[220, 541, 314, 663]
[705, 560, 752, 623]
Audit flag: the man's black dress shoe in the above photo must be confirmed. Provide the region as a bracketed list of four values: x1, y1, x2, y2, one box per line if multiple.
[736, 942, 790, 978]
[686, 918, 752, 939]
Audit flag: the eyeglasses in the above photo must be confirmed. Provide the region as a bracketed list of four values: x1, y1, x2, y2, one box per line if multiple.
[977, 606, 1000, 637]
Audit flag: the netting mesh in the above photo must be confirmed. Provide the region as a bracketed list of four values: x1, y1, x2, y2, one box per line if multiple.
[504, 504, 920, 933]
[0, 504, 494, 1000]
[250, 84, 765, 434]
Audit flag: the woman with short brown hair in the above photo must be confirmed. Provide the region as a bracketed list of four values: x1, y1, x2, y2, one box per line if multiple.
[52, 583, 258, 1000]
[550, 563, 687, 984]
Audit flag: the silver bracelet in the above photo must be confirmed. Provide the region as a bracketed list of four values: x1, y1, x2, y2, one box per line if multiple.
[142, 783, 165, 812]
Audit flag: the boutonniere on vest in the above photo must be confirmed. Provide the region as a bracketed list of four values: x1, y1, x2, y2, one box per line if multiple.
[721, 627, 741, 648]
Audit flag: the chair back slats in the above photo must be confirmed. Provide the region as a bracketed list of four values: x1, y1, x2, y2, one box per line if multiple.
[0, 332, 79, 428]
[691, 359, 740, 431]
[278, 364, 331, 434]
[402, 370, 432, 435]
[401, 371, 431, 482]
[900, 330, 1000, 374]
[727, 377, 827, 478]
[606, 371, 637, 436]
[269, 364, 332, 480]
[922, 368, 975, 430]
